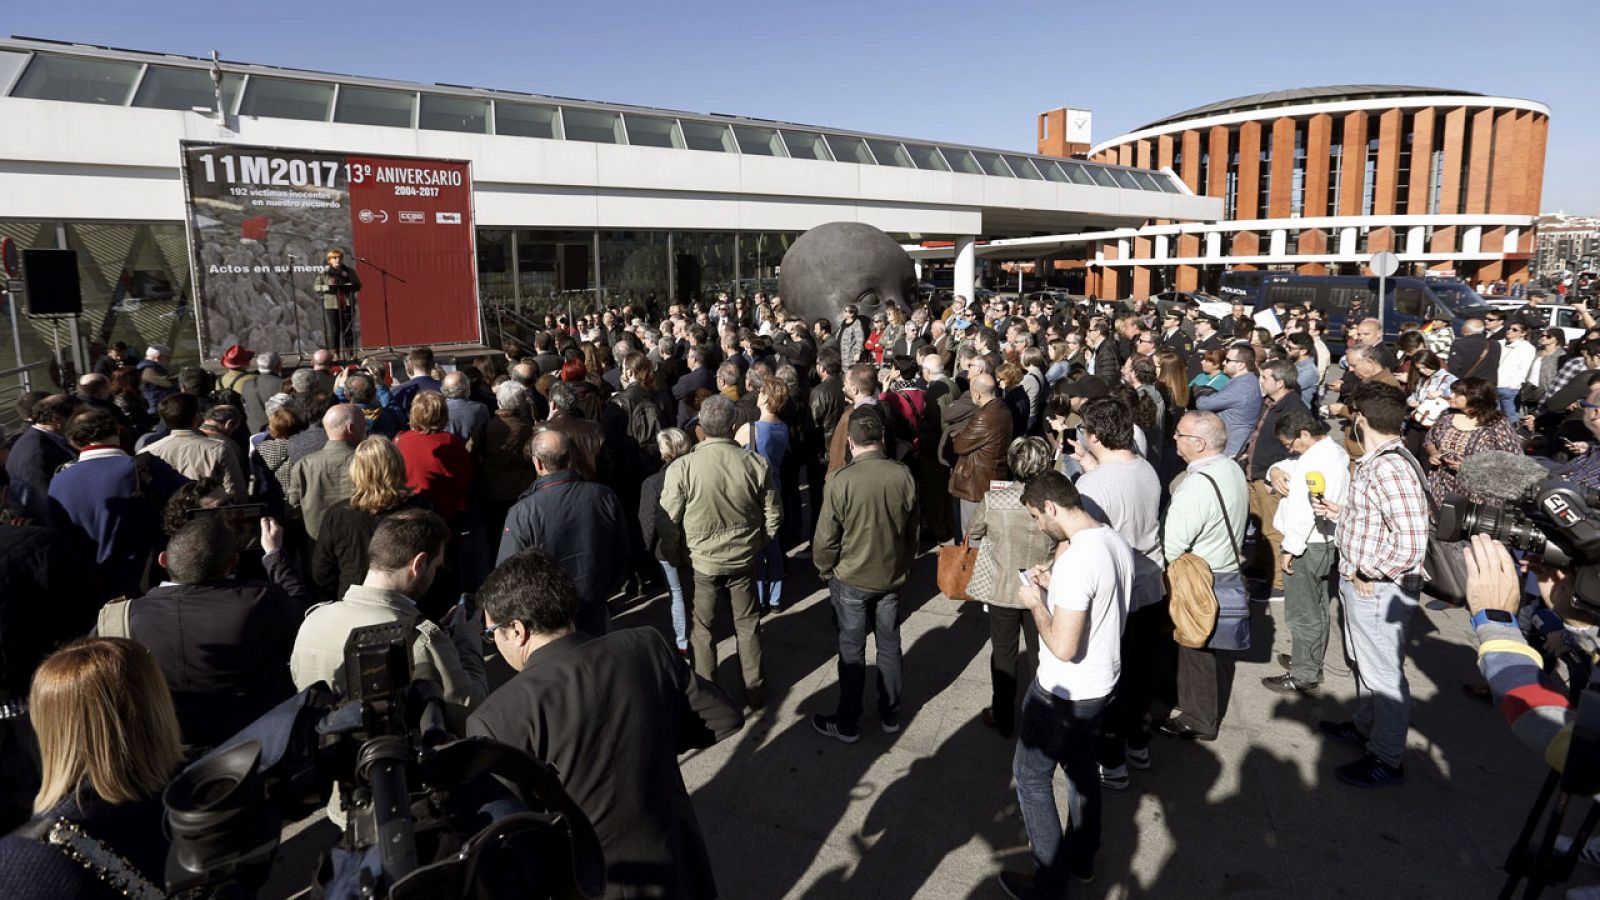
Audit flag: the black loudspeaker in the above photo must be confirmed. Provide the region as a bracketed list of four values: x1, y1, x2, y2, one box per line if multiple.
[676, 253, 701, 302]
[22, 249, 82, 316]
[558, 244, 589, 292]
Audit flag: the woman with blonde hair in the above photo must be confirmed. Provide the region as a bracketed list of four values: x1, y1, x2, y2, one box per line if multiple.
[737, 378, 792, 610]
[396, 391, 473, 521]
[313, 435, 427, 601]
[0, 638, 184, 896]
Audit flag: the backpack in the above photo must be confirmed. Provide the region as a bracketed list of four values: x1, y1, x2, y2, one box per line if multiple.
[95, 597, 133, 639]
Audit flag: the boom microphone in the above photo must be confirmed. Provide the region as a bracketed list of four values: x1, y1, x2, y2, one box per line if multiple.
[1457, 451, 1551, 502]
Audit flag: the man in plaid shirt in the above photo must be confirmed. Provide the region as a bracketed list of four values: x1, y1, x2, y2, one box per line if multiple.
[1311, 382, 1429, 788]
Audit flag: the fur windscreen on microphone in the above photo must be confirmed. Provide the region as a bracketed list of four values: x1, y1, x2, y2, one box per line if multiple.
[1457, 451, 1551, 502]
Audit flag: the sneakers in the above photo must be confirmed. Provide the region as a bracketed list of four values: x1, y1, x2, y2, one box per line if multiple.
[811, 714, 859, 744]
[1261, 673, 1321, 696]
[1336, 753, 1405, 788]
[881, 710, 901, 734]
[1277, 652, 1294, 670]
[1100, 764, 1130, 791]
[1125, 745, 1152, 770]
[1317, 719, 1367, 749]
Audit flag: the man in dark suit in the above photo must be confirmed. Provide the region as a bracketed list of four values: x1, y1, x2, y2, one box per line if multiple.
[671, 345, 717, 428]
[470, 548, 744, 900]
[4, 394, 79, 523]
[1188, 315, 1225, 378]
[1447, 317, 1501, 381]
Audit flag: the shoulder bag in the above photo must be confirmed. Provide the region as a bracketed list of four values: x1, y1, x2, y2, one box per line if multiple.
[937, 539, 979, 602]
[1381, 445, 1466, 602]
[1167, 472, 1243, 649]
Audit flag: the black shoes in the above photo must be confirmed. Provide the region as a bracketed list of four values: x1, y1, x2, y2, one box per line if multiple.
[1155, 718, 1217, 742]
[1336, 753, 1405, 788]
[1317, 719, 1367, 749]
[1262, 673, 1321, 696]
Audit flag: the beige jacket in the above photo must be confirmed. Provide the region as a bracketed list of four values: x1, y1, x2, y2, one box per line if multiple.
[967, 482, 1057, 608]
[289, 584, 486, 707]
[140, 429, 246, 501]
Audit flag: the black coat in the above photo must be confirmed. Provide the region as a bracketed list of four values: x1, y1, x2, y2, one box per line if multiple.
[312, 496, 431, 603]
[0, 524, 95, 701]
[0, 788, 169, 900]
[1448, 333, 1501, 381]
[127, 552, 307, 748]
[1246, 393, 1311, 480]
[3, 428, 74, 524]
[671, 367, 717, 428]
[466, 630, 743, 899]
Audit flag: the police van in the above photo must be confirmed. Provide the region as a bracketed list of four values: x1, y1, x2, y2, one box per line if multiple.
[1217, 271, 1491, 344]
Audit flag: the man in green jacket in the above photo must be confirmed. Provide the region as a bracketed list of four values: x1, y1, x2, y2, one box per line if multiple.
[811, 408, 919, 743]
[657, 395, 781, 710]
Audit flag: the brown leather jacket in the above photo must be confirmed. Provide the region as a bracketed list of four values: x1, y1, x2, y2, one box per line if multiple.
[948, 398, 1012, 501]
[541, 412, 607, 483]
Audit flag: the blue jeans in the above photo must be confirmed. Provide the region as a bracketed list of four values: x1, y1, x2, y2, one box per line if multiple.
[1013, 682, 1110, 894]
[1496, 386, 1519, 418]
[659, 560, 687, 650]
[756, 539, 785, 609]
[829, 580, 902, 728]
[1338, 577, 1419, 768]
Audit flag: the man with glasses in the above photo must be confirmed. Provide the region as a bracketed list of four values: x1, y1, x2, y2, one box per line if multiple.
[1495, 321, 1536, 418]
[1482, 311, 1508, 344]
[471, 547, 743, 900]
[1195, 345, 1263, 457]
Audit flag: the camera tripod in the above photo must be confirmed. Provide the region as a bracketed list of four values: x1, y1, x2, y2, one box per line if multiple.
[1498, 686, 1600, 899]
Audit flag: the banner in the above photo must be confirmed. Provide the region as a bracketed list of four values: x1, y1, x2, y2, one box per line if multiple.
[180, 142, 479, 359]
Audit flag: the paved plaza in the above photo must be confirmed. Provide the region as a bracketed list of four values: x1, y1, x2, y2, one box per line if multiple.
[665, 552, 1589, 899]
[264, 547, 1595, 899]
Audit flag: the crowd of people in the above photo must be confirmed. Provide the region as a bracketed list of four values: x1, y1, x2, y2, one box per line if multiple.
[0, 281, 1597, 899]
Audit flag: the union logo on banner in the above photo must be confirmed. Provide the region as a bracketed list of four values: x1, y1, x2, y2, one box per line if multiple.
[435, 212, 462, 224]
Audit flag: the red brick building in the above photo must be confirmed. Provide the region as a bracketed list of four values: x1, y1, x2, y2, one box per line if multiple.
[1043, 86, 1549, 299]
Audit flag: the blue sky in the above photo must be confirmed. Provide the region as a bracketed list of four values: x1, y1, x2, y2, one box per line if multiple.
[9, 0, 1598, 212]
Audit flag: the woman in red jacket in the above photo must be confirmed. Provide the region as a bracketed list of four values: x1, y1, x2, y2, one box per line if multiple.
[395, 391, 473, 521]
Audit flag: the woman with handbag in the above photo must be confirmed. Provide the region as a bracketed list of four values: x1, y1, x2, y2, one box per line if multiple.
[1404, 349, 1455, 457]
[964, 437, 1057, 738]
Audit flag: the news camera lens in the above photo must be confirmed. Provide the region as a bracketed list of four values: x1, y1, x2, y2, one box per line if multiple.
[164, 740, 281, 890]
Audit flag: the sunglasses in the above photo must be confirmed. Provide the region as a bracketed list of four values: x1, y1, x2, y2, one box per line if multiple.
[1582, 401, 1600, 412]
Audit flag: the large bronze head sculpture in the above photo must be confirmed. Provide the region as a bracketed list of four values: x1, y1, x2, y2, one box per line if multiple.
[778, 222, 916, 325]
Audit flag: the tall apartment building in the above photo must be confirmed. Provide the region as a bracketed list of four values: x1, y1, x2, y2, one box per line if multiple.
[1534, 213, 1600, 277]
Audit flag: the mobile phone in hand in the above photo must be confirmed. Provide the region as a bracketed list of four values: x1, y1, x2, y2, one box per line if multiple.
[1017, 569, 1032, 589]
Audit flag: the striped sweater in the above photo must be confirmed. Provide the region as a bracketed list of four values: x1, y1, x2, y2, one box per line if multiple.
[1474, 618, 1586, 773]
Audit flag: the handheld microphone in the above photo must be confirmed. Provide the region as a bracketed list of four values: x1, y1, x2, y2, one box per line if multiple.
[1305, 471, 1326, 500]
[1457, 451, 1550, 502]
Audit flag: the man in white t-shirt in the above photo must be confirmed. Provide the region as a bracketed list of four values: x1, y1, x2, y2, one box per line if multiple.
[998, 471, 1133, 900]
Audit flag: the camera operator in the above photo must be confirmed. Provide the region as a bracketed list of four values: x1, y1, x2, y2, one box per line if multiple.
[313, 248, 361, 357]
[291, 509, 485, 707]
[1462, 534, 1600, 868]
[470, 547, 743, 900]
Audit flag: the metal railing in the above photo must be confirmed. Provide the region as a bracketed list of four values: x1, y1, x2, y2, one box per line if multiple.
[0, 359, 52, 436]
